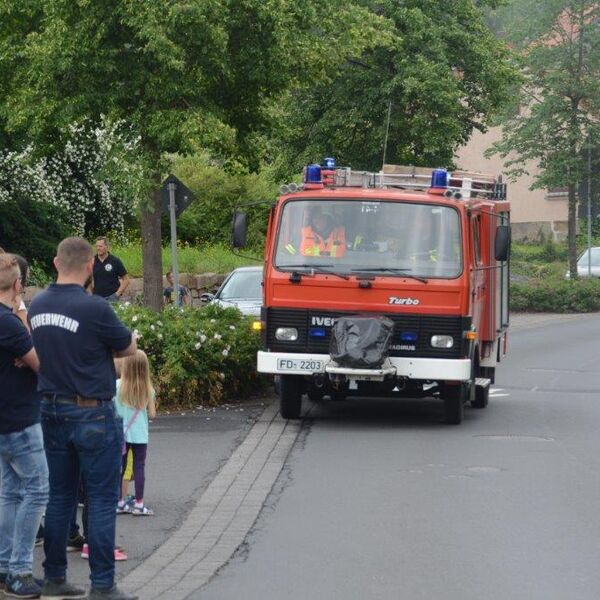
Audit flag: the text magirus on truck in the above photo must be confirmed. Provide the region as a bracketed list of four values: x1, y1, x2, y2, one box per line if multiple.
[232, 159, 510, 424]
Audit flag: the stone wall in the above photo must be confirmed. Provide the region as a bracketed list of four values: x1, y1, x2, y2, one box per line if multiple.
[23, 272, 227, 306]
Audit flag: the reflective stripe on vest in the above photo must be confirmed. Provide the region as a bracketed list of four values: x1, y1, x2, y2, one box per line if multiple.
[300, 226, 344, 257]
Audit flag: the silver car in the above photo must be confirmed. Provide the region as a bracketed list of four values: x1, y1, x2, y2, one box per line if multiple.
[565, 247, 600, 278]
[202, 266, 263, 316]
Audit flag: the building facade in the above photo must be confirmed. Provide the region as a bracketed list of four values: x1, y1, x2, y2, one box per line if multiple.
[455, 127, 569, 241]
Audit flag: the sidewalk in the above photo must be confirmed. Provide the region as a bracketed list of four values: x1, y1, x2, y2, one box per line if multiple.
[32, 400, 270, 587]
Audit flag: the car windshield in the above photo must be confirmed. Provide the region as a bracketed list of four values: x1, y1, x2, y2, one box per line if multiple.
[274, 199, 462, 278]
[217, 270, 262, 300]
[577, 248, 600, 267]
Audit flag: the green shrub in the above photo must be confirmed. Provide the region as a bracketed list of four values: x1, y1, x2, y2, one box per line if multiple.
[172, 153, 278, 250]
[511, 278, 600, 313]
[0, 199, 71, 273]
[115, 302, 266, 407]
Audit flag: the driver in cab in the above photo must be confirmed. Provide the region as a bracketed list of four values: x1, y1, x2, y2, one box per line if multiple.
[300, 208, 346, 258]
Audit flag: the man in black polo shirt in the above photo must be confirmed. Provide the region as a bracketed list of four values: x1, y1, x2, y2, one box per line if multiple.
[29, 237, 137, 600]
[0, 254, 49, 598]
[92, 237, 129, 302]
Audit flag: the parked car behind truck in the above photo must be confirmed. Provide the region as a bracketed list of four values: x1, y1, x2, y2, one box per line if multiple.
[201, 266, 263, 317]
[565, 247, 600, 278]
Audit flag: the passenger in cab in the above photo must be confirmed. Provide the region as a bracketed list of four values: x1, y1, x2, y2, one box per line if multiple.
[300, 208, 346, 258]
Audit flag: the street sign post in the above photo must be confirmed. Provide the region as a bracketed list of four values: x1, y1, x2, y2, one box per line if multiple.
[161, 174, 195, 306]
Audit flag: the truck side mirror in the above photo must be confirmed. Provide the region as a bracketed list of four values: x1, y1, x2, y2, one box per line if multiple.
[495, 224, 511, 262]
[231, 211, 248, 249]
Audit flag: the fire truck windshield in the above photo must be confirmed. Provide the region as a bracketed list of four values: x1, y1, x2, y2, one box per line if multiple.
[274, 199, 462, 279]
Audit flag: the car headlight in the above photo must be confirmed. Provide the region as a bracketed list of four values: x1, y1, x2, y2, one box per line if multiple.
[431, 335, 454, 349]
[276, 327, 298, 341]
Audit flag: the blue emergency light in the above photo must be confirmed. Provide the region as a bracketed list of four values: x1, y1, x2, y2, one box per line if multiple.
[323, 157, 336, 169]
[431, 168, 449, 189]
[305, 164, 322, 184]
[400, 331, 418, 343]
[309, 327, 327, 338]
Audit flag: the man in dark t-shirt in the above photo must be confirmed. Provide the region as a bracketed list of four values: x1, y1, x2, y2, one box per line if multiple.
[92, 236, 129, 301]
[29, 237, 137, 600]
[0, 254, 48, 598]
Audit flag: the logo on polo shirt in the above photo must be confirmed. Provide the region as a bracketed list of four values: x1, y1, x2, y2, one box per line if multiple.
[30, 313, 80, 333]
[105, 264, 113, 272]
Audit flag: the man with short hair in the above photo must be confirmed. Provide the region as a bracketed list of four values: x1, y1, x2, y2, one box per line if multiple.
[0, 253, 49, 599]
[29, 237, 138, 600]
[92, 237, 129, 302]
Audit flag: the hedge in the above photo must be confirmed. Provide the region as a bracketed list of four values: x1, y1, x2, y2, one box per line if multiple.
[511, 278, 600, 313]
[115, 303, 267, 408]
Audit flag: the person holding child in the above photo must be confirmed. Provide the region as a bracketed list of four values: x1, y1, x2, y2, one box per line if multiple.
[114, 350, 157, 516]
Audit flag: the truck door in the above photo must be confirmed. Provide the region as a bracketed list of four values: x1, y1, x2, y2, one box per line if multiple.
[470, 214, 485, 329]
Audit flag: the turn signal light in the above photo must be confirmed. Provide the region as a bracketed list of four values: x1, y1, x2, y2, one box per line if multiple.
[464, 330, 477, 341]
[252, 320, 263, 331]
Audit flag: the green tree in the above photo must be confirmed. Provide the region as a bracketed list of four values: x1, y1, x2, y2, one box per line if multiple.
[489, 1, 600, 278]
[269, 0, 515, 178]
[172, 153, 278, 250]
[0, 0, 381, 309]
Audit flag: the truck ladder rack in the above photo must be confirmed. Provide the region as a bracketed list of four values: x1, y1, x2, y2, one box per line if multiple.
[331, 164, 506, 200]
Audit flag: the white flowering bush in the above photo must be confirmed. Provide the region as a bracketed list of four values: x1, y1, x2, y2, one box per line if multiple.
[115, 302, 266, 406]
[0, 116, 146, 237]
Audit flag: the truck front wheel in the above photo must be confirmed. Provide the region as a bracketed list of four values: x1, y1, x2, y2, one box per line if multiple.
[443, 383, 466, 425]
[280, 375, 303, 419]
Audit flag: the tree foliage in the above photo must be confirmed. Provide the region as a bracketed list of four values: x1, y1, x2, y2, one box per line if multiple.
[0, 0, 382, 309]
[488, 1, 600, 277]
[269, 0, 515, 177]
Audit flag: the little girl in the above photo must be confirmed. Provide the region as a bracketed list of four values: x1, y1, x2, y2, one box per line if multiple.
[113, 350, 157, 516]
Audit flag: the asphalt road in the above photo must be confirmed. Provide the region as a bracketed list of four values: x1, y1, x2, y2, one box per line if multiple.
[198, 314, 600, 600]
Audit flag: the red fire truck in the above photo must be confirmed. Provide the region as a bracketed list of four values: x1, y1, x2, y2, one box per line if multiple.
[233, 161, 510, 424]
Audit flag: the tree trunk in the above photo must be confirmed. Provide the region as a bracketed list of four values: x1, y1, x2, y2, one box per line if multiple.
[141, 186, 163, 311]
[567, 182, 578, 279]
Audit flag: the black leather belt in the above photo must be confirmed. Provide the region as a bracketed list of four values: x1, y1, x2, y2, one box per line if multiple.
[43, 394, 112, 407]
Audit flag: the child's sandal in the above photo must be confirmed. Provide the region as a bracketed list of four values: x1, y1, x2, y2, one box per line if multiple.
[132, 504, 154, 516]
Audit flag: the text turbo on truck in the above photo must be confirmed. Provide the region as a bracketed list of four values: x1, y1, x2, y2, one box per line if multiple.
[233, 160, 510, 424]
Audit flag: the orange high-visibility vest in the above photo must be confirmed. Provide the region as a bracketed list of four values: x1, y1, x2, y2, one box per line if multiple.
[300, 226, 346, 257]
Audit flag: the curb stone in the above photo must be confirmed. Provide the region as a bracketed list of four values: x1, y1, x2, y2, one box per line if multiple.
[123, 401, 301, 599]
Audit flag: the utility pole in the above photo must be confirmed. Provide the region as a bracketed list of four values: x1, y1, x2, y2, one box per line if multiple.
[168, 181, 181, 305]
[588, 135, 592, 277]
[381, 99, 392, 170]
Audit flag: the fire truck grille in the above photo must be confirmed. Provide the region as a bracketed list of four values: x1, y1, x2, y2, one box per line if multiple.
[265, 308, 470, 359]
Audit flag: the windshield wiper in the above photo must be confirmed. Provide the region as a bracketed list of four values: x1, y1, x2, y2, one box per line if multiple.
[278, 263, 350, 281]
[351, 268, 428, 284]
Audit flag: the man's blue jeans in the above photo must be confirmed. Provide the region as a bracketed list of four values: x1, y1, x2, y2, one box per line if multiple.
[0, 423, 49, 576]
[41, 399, 122, 589]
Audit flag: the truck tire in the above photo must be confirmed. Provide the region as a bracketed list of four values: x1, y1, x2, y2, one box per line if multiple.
[280, 375, 302, 419]
[472, 384, 489, 409]
[443, 383, 465, 425]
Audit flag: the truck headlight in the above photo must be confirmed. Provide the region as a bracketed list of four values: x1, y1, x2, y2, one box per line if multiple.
[276, 327, 298, 341]
[431, 335, 454, 349]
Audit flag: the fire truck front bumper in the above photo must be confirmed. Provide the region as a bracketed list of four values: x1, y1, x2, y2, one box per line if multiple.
[257, 351, 471, 381]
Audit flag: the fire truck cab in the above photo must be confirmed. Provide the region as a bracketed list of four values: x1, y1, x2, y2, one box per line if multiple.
[234, 161, 510, 424]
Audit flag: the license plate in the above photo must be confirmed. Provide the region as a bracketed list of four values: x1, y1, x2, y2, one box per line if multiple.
[277, 358, 323, 372]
